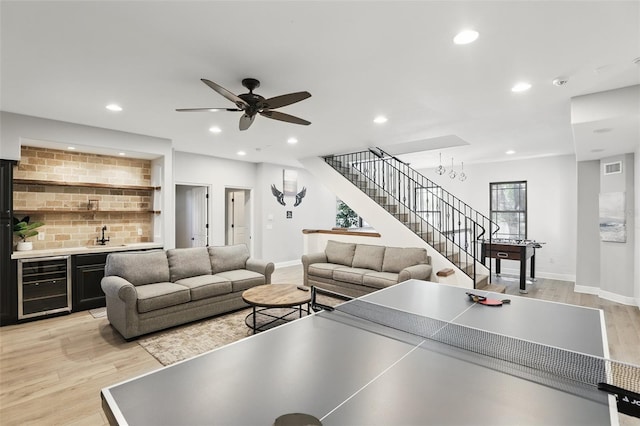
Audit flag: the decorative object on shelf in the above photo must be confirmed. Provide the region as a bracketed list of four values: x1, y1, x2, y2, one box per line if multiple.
[448, 158, 457, 179]
[459, 162, 467, 181]
[13, 216, 44, 251]
[435, 153, 446, 175]
[87, 199, 99, 211]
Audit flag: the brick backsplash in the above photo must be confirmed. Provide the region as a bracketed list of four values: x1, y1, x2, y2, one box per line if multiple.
[13, 147, 155, 250]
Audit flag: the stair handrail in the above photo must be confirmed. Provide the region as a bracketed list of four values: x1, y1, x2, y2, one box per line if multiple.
[323, 150, 500, 284]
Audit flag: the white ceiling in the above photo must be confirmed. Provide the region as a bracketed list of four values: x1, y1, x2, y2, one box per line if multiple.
[1, 1, 639, 168]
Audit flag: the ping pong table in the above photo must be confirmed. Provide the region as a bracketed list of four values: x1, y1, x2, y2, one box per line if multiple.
[101, 279, 627, 425]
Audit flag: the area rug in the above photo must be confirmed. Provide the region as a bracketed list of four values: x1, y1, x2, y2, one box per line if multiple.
[137, 296, 343, 366]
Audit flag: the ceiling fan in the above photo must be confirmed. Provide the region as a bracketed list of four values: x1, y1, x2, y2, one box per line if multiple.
[177, 78, 311, 131]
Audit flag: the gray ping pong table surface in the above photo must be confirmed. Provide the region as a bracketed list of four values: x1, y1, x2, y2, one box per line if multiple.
[101, 279, 617, 425]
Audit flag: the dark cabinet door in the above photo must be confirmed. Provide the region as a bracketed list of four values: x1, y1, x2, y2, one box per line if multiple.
[0, 160, 17, 325]
[73, 253, 107, 311]
[0, 160, 14, 219]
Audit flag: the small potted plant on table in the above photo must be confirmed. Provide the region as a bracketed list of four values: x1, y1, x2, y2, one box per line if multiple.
[13, 216, 44, 251]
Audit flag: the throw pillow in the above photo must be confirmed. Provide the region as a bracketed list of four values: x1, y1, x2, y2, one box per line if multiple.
[167, 247, 212, 282]
[325, 240, 356, 266]
[209, 244, 250, 274]
[351, 244, 386, 271]
[382, 247, 428, 273]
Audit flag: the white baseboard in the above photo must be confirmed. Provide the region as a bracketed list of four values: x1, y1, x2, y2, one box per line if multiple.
[497, 268, 575, 283]
[275, 259, 301, 269]
[574, 285, 640, 307]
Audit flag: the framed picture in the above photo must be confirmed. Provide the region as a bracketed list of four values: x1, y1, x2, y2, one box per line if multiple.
[599, 192, 626, 243]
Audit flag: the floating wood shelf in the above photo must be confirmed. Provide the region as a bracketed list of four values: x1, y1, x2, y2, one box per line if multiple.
[13, 179, 160, 191]
[14, 209, 161, 214]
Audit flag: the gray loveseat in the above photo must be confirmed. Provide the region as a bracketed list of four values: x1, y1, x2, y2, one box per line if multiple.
[302, 240, 433, 297]
[101, 244, 274, 339]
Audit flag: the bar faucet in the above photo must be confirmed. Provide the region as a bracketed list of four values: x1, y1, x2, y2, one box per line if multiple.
[97, 225, 110, 245]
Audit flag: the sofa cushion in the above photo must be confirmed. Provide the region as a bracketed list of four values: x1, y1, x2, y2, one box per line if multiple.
[382, 247, 428, 273]
[308, 263, 344, 279]
[325, 240, 356, 267]
[333, 267, 373, 285]
[363, 271, 399, 289]
[105, 250, 170, 286]
[167, 247, 212, 282]
[352, 244, 385, 272]
[209, 244, 250, 274]
[135, 282, 191, 313]
[215, 270, 266, 292]
[175, 275, 232, 301]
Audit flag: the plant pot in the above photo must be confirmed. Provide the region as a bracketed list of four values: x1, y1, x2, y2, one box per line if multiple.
[16, 241, 33, 251]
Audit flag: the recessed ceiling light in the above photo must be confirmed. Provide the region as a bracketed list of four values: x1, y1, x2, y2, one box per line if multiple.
[118, 152, 126, 156]
[373, 116, 388, 124]
[505, 150, 516, 155]
[106, 104, 123, 112]
[287, 137, 298, 144]
[593, 128, 613, 133]
[237, 151, 246, 156]
[591, 148, 604, 153]
[67, 146, 76, 150]
[511, 82, 531, 93]
[453, 30, 479, 45]
[209, 126, 222, 134]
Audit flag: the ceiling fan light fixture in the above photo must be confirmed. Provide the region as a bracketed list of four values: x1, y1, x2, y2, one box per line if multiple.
[453, 30, 479, 45]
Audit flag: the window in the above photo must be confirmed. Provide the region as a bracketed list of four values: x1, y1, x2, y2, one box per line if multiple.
[489, 181, 527, 240]
[335, 199, 369, 229]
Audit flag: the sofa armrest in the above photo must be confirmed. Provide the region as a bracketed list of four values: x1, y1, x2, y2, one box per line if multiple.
[101, 276, 137, 304]
[301, 252, 328, 286]
[302, 252, 327, 267]
[246, 258, 275, 284]
[398, 264, 433, 283]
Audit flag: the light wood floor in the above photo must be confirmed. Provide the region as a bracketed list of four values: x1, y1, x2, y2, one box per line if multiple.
[0, 266, 638, 425]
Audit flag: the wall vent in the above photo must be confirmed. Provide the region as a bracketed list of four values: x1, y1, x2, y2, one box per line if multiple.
[603, 161, 622, 175]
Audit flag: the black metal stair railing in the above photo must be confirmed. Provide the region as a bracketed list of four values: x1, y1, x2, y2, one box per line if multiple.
[323, 149, 499, 285]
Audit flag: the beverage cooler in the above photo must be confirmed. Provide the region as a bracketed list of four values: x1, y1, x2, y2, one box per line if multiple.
[18, 256, 72, 319]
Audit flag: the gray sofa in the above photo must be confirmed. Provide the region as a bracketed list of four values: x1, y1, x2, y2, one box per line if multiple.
[101, 244, 274, 339]
[302, 240, 433, 297]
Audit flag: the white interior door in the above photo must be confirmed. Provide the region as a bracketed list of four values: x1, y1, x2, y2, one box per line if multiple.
[226, 190, 247, 246]
[190, 186, 208, 247]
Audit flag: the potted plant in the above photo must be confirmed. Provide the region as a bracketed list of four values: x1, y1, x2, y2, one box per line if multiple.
[13, 216, 44, 251]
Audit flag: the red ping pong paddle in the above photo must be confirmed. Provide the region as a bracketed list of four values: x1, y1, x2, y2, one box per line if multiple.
[466, 292, 511, 307]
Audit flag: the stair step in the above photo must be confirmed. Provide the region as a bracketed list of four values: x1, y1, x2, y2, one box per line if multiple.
[382, 204, 398, 213]
[478, 283, 506, 294]
[404, 222, 422, 232]
[393, 212, 409, 222]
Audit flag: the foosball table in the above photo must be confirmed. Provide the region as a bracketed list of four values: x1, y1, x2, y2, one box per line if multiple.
[480, 239, 544, 293]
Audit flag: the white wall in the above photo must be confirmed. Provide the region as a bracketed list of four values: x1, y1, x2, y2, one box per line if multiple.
[418, 155, 578, 281]
[576, 161, 601, 290]
[255, 163, 336, 263]
[174, 151, 256, 251]
[597, 153, 636, 303]
[174, 152, 336, 263]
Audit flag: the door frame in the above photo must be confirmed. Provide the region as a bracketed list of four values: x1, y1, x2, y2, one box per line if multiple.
[224, 186, 253, 254]
[175, 182, 212, 248]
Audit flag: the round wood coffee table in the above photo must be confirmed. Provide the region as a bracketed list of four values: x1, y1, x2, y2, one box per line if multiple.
[242, 284, 311, 333]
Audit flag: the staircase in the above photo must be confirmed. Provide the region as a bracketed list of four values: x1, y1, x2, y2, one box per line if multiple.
[322, 148, 503, 292]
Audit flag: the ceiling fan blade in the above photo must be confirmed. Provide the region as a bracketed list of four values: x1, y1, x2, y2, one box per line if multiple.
[263, 91, 311, 109]
[239, 113, 255, 131]
[260, 110, 311, 126]
[175, 107, 242, 112]
[201, 79, 249, 109]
